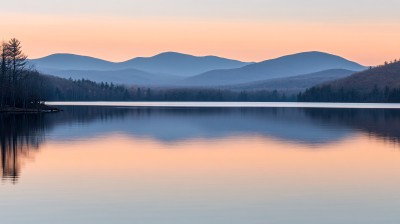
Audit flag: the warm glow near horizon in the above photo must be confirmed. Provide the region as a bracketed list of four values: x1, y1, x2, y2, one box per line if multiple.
[1, 0, 400, 65]
[27, 134, 400, 192]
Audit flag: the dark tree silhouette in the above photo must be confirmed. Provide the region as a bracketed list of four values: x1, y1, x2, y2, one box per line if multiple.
[0, 38, 45, 110]
[6, 38, 28, 106]
[0, 43, 7, 107]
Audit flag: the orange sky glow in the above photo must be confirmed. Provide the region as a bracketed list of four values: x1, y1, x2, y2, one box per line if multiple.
[23, 134, 400, 193]
[1, 13, 400, 66]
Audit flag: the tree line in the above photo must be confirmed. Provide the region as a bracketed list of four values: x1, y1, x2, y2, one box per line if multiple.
[40, 76, 293, 102]
[298, 85, 400, 103]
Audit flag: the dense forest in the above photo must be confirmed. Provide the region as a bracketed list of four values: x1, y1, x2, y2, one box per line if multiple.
[298, 60, 400, 103]
[40, 76, 293, 102]
[298, 85, 400, 103]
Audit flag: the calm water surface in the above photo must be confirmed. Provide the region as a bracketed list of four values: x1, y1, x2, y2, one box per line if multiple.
[1, 103, 400, 224]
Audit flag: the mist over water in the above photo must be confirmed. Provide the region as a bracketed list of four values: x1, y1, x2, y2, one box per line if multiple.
[1, 105, 400, 223]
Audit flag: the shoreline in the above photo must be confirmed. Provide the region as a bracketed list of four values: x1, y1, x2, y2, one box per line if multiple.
[0, 105, 61, 113]
[46, 101, 400, 109]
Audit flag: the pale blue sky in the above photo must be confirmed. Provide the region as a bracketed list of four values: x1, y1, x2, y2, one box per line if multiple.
[2, 0, 400, 22]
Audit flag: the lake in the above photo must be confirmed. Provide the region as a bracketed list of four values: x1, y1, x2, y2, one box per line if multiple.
[1, 103, 400, 224]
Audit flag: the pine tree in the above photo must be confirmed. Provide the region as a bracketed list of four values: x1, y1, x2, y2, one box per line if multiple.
[6, 38, 28, 106]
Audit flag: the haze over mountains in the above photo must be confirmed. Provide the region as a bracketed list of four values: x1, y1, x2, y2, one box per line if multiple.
[183, 52, 365, 86]
[228, 69, 356, 93]
[118, 52, 252, 77]
[30, 51, 366, 90]
[46, 68, 182, 86]
[31, 52, 251, 76]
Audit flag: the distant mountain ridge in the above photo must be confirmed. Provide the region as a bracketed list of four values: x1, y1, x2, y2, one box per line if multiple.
[227, 69, 356, 93]
[183, 51, 365, 86]
[30, 52, 252, 77]
[30, 54, 117, 71]
[30, 51, 366, 88]
[119, 52, 253, 77]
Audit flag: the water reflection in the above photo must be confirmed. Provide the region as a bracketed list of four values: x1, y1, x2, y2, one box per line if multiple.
[303, 108, 400, 142]
[1, 106, 400, 181]
[47, 107, 352, 144]
[0, 114, 45, 183]
[46, 106, 400, 144]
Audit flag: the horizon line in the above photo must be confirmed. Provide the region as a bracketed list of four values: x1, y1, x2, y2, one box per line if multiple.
[29, 50, 365, 65]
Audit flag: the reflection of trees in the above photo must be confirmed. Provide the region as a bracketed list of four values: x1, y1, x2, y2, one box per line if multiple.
[0, 114, 45, 183]
[53, 106, 400, 144]
[2, 106, 400, 183]
[0, 107, 132, 183]
[303, 108, 400, 143]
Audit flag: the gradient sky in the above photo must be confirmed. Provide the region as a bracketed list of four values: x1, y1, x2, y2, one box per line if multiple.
[1, 0, 399, 65]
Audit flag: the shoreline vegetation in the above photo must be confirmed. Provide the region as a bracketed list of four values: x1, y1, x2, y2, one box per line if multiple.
[0, 103, 60, 113]
[0, 38, 60, 113]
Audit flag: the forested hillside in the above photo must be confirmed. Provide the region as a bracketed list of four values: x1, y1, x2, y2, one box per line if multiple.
[298, 60, 400, 102]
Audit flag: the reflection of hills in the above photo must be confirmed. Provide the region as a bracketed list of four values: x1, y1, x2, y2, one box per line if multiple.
[0, 114, 46, 183]
[2, 106, 400, 181]
[47, 106, 400, 145]
[47, 106, 353, 144]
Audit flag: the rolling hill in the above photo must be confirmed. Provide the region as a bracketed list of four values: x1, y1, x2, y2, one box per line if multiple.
[183, 51, 366, 86]
[328, 61, 400, 92]
[30, 52, 251, 78]
[298, 61, 400, 102]
[30, 51, 366, 88]
[228, 69, 356, 93]
[30, 54, 117, 71]
[119, 52, 252, 77]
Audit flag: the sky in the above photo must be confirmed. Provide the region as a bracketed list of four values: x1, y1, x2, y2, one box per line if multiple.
[1, 0, 399, 65]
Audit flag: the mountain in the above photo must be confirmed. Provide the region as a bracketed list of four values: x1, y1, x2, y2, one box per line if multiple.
[328, 61, 400, 92]
[183, 51, 366, 86]
[30, 52, 251, 78]
[39, 68, 182, 86]
[119, 52, 252, 77]
[30, 54, 117, 71]
[228, 69, 356, 93]
[31, 51, 365, 88]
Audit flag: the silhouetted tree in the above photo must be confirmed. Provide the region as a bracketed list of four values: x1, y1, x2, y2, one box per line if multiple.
[0, 43, 7, 107]
[6, 38, 27, 106]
